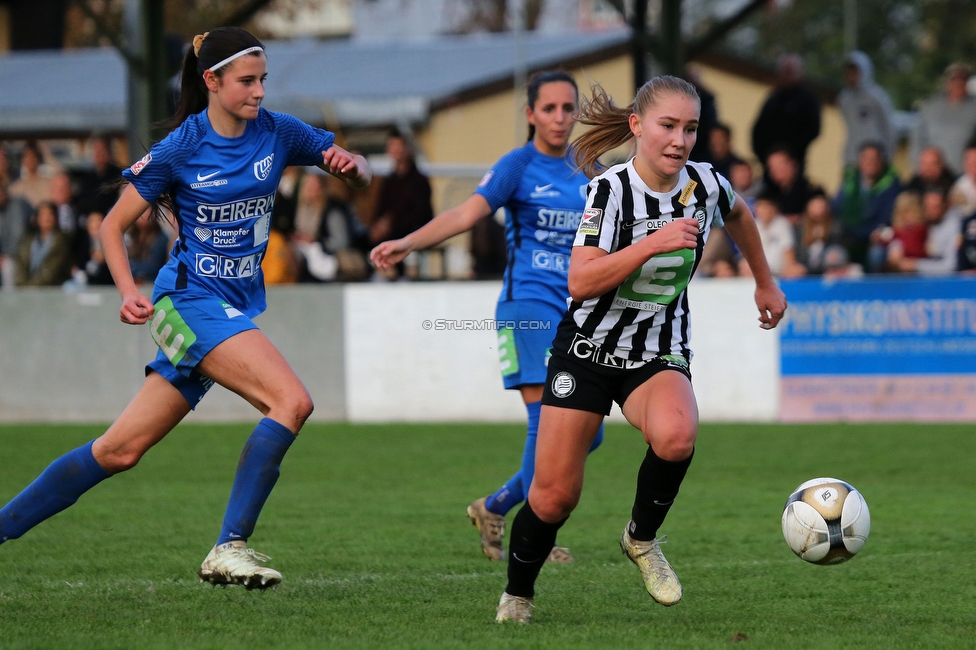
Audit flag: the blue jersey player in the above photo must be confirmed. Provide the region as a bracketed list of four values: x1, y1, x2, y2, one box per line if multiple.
[0, 27, 370, 589]
[370, 71, 603, 563]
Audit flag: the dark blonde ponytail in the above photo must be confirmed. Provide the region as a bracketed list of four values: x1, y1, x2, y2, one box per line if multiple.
[572, 75, 700, 178]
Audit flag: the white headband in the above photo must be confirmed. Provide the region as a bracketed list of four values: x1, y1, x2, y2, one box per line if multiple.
[207, 46, 264, 73]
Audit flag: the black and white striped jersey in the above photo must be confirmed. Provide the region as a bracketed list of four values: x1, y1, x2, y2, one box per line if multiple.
[553, 158, 735, 363]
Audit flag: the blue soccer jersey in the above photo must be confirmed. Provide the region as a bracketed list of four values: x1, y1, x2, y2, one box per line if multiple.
[122, 107, 335, 318]
[475, 142, 589, 311]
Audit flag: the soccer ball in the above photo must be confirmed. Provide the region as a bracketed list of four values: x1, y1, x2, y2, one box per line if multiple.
[781, 477, 870, 565]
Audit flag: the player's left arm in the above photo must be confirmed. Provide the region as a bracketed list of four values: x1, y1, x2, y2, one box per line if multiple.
[320, 145, 371, 189]
[723, 193, 787, 330]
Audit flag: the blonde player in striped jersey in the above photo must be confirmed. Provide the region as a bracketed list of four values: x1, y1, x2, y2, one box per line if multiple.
[495, 75, 786, 623]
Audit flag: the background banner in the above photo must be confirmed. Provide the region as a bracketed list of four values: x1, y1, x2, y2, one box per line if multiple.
[779, 276, 976, 421]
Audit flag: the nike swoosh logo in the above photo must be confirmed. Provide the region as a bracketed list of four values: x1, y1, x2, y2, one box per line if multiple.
[534, 184, 554, 192]
[621, 220, 645, 230]
[196, 170, 222, 181]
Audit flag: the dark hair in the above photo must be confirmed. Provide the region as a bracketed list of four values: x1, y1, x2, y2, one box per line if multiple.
[34, 201, 60, 231]
[526, 70, 578, 143]
[858, 140, 887, 161]
[754, 189, 780, 209]
[713, 122, 732, 137]
[169, 27, 264, 130]
[144, 27, 263, 223]
[765, 144, 797, 164]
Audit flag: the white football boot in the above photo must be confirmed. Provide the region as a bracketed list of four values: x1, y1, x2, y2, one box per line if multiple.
[495, 592, 534, 623]
[619, 526, 682, 606]
[198, 541, 282, 590]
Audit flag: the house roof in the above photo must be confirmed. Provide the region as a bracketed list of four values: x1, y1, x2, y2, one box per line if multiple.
[0, 28, 631, 137]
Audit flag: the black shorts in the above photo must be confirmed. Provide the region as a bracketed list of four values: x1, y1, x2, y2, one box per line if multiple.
[542, 346, 693, 416]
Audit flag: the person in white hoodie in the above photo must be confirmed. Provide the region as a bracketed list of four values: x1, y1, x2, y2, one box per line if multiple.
[839, 51, 896, 168]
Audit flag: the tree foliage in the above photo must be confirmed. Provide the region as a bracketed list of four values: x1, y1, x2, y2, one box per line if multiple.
[735, 0, 976, 109]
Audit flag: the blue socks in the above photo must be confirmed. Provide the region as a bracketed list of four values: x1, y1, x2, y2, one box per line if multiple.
[0, 440, 111, 543]
[485, 401, 605, 517]
[216, 418, 295, 545]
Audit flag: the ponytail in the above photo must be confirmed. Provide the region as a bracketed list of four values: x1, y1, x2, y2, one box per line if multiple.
[572, 75, 700, 178]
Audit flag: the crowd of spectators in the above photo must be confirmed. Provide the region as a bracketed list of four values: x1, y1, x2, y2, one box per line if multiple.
[5, 55, 976, 290]
[698, 54, 976, 280]
[0, 137, 171, 289]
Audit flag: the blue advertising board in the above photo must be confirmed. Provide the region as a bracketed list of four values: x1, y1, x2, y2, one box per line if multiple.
[779, 276, 976, 421]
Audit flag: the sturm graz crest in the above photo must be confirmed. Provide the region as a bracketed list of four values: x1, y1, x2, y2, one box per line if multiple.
[693, 207, 707, 232]
[253, 153, 274, 181]
[551, 372, 576, 398]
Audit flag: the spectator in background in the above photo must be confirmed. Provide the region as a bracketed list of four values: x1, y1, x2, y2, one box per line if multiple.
[949, 141, 976, 214]
[0, 146, 12, 187]
[905, 146, 957, 196]
[958, 208, 976, 273]
[8, 141, 58, 209]
[126, 210, 170, 284]
[50, 173, 78, 235]
[14, 201, 72, 286]
[911, 62, 976, 176]
[290, 172, 370, 282]
[874, 191, 928, 271]
[368, 132, 433, 250]
[795, 193, 844, 275]
[262, 227, 299, 285]
[709, 123, 744, 180]
[292, 172, 327, 246]
[79, 212, 113, 286]
[889, 189, 962, 275]
[729, 159, 760, 206]
[832, 142, 901, 271]
[318, 173, 369, 281]
[698, 225, 740, 278]
[75, 137, 122, 218]
[740, 191, 804, 278]
[821, 244, 864, 278]
[763, 147, 816, 220]
[686, 67, 718, 165]
[470, 211, 508, 279]
[0, 183, 31, 287]
[271, 165, 302, 236]
[752, 54, 821, 178]
[838, 51, 895, 167]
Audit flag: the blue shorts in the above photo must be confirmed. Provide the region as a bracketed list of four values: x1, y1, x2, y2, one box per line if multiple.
[145, 291, 258, 409]
[495, 299, 564, 390]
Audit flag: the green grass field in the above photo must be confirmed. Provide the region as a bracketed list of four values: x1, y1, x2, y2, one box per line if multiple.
[0, 422, 973, 649]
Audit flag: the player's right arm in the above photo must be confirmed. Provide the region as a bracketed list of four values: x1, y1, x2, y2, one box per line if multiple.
[100, 184, 156, 325]
[369, 193, 493, 270]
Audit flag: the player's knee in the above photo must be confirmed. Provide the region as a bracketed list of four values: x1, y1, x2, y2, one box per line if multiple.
[532, 484, 580, 522]
[277, 389, 313, 429]
[95, 446, 145, 473]
[652, 423, 697, 461]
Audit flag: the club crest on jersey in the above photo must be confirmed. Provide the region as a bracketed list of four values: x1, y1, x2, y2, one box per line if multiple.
[578, 208, 602, 236]
[253, 154, 274, 181]
[678, 179, 698, 206]
[129, 152, 152, 176]
[694, 207, 707, 232]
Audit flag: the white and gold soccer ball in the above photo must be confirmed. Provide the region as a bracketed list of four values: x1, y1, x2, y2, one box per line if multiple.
[781, 478, 870, 565]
